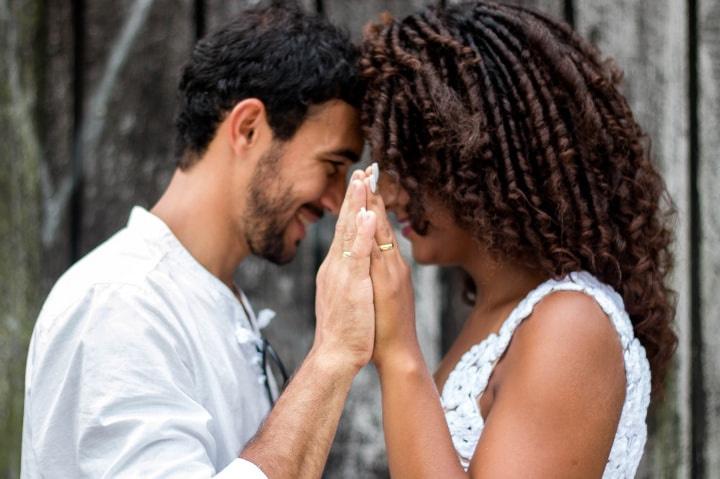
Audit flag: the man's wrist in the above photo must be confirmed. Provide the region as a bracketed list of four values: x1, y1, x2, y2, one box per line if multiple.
[305, 345, 364, 384]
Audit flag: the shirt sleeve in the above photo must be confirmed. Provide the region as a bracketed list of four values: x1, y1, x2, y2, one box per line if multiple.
[25, 284, 254, 478]
[215, 459, 269, 479]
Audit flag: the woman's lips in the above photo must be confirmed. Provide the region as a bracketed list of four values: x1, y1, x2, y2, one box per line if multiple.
[398, 219, 413, 237]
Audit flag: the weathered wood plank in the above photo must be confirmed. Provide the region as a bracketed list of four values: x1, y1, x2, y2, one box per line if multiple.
[0, 1, 44, 477]
[206, 0, 315, 33]
[574, 0, 691, 477]
[324, 0, 434, 40]
[79, 0, 193, 254]
[37, 0, 75, 294]
[698, 0, 720, 475]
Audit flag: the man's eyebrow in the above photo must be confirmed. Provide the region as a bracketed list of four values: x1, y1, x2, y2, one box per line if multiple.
[325, 148, 360, 163]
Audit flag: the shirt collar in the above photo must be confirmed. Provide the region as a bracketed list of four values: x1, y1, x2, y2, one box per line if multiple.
[126, 206, 261, 332]
[127, 206, 175, 244]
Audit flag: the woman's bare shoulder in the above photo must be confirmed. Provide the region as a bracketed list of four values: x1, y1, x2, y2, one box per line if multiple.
[499, 288, 627, 416]
[469, 290, 627, 476]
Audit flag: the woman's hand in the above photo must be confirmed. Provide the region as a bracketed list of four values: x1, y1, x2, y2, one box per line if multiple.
[363, 173, 421, 370]
[314, 170, 378, 375]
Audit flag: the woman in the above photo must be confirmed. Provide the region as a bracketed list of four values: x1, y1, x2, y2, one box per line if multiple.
[358, 1, 677, 477]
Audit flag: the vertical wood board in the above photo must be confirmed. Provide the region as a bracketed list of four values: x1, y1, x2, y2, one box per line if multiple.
[206, 0, 316, 33]
[0, 1, 44, 476]
[79, 0, 193, 254]
[698, 0, 720, 474]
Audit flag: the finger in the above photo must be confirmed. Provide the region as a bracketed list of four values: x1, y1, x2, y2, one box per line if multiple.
[330, 177, 366, 255]
[364, 162, 379, 194]
[348, 208, 377, 273]
[335, 169, 366, 222]
[363, 177, 398, 255]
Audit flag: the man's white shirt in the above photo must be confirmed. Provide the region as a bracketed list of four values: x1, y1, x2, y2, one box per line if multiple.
[21, 207, 273, 478]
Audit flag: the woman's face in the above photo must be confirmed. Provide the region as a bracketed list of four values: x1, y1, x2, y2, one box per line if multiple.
[378, 173, 476, 266]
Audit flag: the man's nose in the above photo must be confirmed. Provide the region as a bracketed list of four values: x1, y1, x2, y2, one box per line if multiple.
[319, 176, 346, 215]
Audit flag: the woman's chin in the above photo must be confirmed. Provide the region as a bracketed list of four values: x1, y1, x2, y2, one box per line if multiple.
[410, 247, 439, 265]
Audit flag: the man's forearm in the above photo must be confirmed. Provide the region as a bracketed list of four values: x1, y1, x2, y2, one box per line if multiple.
[240, 348, 358, 478]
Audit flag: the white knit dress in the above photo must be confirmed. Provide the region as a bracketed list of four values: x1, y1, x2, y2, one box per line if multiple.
[440, 271, 651, 478]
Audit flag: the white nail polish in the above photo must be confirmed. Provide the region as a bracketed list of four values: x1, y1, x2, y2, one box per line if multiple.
[370, 162, 379, 193]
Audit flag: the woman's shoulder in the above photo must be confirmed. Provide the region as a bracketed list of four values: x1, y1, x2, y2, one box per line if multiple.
[499, 287, 627, 411]
[512, 287, 624, 369]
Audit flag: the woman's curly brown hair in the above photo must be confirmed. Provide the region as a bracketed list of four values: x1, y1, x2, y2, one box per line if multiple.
[360, 1, 677, 397]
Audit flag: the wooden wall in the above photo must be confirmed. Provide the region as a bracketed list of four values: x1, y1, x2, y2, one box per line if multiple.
[0, 0, 715, 477]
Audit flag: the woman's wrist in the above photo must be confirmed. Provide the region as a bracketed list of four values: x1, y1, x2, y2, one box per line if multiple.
[374, 343, 426, 376]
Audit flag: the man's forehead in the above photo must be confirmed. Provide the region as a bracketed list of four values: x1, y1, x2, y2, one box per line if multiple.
[295, 101, 363, 156]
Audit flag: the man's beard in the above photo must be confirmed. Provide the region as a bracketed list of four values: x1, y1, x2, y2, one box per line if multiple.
[242, 144, 298, 265]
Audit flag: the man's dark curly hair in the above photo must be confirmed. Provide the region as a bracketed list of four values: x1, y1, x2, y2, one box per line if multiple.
[361, 1, 677, 397]
[175, 5, 361, 168]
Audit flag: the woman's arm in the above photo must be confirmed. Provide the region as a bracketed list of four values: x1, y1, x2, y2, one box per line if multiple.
[365, 181, 466, 478]
[377, 348, 467, 478]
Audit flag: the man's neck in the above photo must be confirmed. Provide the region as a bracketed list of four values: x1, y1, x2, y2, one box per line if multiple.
[151, 165, 250, 288]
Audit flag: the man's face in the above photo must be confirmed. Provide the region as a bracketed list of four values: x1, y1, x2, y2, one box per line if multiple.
[242, 100, 363, 264]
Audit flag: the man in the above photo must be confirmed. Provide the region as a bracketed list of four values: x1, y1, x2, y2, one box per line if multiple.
[21, 7, 378, 478]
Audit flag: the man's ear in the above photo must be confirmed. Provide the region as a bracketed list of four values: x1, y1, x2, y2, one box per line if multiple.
[227, 98, 267, 156]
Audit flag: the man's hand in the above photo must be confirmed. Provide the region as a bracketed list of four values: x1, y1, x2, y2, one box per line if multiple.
[240, 170, 377, 479]
[313, 170, 377, 374]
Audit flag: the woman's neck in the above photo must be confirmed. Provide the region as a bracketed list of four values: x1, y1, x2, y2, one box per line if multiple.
[462, 249, 547, 314]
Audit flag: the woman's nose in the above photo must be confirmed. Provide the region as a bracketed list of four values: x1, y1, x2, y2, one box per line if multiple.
[377, 171, 400, 207]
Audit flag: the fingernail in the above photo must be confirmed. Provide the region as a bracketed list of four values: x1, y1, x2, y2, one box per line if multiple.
[370, 162, 379, 193]
[360, 207, 367, 219]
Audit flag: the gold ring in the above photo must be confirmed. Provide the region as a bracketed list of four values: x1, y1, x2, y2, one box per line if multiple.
[379, 243, 394, 251]
[342, 251, 353, 257]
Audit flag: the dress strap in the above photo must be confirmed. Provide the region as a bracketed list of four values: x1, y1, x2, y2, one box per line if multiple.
[496, 271, 635, 353]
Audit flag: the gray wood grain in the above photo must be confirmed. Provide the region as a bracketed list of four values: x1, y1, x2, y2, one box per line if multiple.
[206, 0, 316, 32]
[699, 0, 720, 474]
[324, 0, 435, 40]
[574, 0, 692, 477]
[37, 0, 75, 293]
[79, 0, 192, 254]
[0, 1, 43, 476]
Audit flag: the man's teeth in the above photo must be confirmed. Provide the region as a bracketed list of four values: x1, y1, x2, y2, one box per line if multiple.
[298, 213, 313, 226]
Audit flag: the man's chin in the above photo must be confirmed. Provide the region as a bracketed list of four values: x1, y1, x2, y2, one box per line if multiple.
[261, 241, 300, 266]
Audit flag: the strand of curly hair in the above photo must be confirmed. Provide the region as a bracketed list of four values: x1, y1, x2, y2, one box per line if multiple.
[360, 0, 677, 398]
